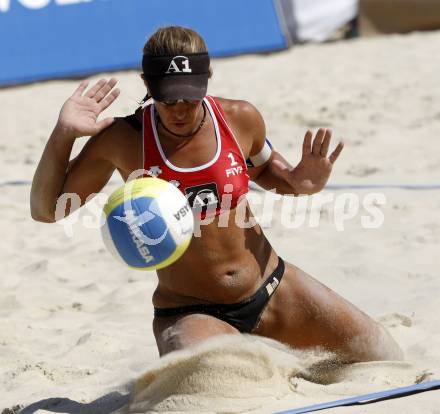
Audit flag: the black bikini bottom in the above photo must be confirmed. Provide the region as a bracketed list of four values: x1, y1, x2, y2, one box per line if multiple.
[154, 257, 285, 333]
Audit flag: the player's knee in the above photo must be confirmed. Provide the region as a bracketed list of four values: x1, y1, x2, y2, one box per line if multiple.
[153, 318, 186, 356]
[153, 314, 239, 356]
[344, 323, 404, 363]
[374, 324, 404, 361]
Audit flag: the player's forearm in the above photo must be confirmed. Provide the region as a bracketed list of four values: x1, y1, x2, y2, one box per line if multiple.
[254, 168, 293, 195]
[253, 151, 299, 196]
[30, 125, 77, 222]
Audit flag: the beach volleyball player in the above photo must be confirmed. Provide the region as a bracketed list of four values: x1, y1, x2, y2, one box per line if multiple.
[30, 26, 402, 361]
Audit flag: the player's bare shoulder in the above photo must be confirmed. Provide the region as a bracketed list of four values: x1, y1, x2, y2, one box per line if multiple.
[86, 114, 143, 168]
[213, 97, 266, 153]
[101, 115, 142, 146]
[214, 97, 261, 123]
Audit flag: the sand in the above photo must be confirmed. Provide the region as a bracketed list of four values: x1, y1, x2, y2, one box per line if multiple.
[1, 31, 439, 413]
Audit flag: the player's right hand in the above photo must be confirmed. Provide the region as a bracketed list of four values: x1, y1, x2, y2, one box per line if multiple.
[56, 78, 120, 139]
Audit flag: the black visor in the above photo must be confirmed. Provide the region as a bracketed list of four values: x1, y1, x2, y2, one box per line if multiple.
[142, 53, 210, 101]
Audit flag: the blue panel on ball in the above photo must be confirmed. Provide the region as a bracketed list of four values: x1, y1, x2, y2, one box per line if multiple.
[106, 196, 177, 268]
[106, 204, 147, 268]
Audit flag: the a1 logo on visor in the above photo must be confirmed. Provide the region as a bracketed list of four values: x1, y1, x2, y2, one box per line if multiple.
[184, 183, 220, 215]
[166, 55, 192, 74]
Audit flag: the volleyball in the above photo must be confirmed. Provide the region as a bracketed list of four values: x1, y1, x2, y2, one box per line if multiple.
[101, 177, 194, 270]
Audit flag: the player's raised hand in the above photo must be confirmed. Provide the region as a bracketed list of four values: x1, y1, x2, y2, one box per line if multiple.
[272, 128, 344, 195]
[56, 78, 120, 139]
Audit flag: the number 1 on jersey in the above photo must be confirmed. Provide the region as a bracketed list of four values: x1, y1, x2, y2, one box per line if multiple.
[228, 152, 238, 166]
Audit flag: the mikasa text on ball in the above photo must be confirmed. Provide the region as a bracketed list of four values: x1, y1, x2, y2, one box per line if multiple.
[102, 177, 194, 270]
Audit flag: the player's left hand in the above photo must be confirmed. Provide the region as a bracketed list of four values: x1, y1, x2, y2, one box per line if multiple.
[272, 128, 344, 195]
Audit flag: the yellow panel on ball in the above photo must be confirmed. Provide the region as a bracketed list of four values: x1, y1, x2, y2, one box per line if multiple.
[103, 177, 170, 217]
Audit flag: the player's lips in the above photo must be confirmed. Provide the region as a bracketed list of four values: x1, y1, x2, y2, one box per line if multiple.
[172, 122, 187, 128]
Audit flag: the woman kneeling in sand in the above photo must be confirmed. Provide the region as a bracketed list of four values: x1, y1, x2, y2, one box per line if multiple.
[31, 25, 403, 362]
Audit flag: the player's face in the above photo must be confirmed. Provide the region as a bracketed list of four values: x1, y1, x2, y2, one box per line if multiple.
[154, 100, 203, 136]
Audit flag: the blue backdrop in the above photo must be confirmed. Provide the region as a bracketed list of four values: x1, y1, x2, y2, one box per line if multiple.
[0, 0, 287, 86]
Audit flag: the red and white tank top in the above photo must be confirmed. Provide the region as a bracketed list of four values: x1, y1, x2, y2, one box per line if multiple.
[142, 96, 249, 218]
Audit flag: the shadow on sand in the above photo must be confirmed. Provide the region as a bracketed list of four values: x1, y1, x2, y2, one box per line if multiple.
[19, 392, 130, 414]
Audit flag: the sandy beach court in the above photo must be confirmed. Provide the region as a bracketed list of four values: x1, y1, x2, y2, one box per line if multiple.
[1, 31, 439, 413]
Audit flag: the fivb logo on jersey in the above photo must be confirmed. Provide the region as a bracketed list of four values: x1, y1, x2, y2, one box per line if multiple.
[166, 56, 192, 74]
[0, 0, 96, 13]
